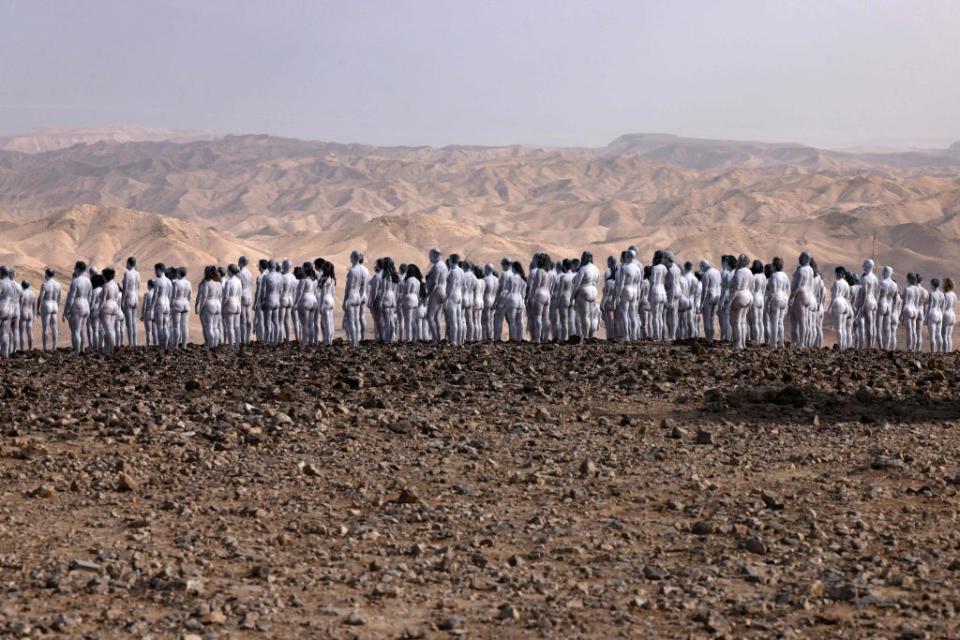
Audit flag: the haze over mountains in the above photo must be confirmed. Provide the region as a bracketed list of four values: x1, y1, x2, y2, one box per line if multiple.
[1, 126, 959, 293]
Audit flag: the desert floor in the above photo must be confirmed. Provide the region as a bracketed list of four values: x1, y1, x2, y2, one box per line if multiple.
[1, 340, 958, 638]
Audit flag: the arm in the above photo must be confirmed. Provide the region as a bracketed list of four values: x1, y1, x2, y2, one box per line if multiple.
[62, 280, 76, 322]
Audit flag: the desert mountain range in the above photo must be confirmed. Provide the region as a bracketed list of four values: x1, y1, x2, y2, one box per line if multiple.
[1, 127, 959, 302]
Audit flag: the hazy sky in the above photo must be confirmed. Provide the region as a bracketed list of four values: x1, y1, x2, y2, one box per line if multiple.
[1, 0, 958, 148]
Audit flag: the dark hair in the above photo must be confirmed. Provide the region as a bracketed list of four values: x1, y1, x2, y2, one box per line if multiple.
[127, 256, 136, 268]
[448, 254, 461, 266]
[178, 267, 187, 278]
[147, 279, 155, 289]
[102, 268, 115, 282]
[944, 278, 954, 293]
[21, 280, 29, 289]
[835, 266, 845, 278]
[238, 256, 248, 267]
[205, 265, 221, 282]
[154, 262, 165, 273]
[764, 263, 773, 278]
[643, 265, 651, 279]
[580, 251, 593, 265]
[694, 271, 702, 281]
[846, 272, 858, 286]
[406, 264, 423, 282]
[217, 266, 226, 277]
[907, 272, 916, 285]
[45, 267, 55, 278]
[652, 250, 663, 265]
[537, 253, 552, 270]
[472, 264, 483, 279]
[916, 274, 923, 285]
[228, 264, 240, 276]
[166, 267, 177, 279]
[320, 261, 336, 287]
[91, 274, 105, 289]
[931, 278, 940, 289]
[512, 261, 527, 281]
[772, 256, 784, 272]
[293, 266, 304, 279]
[736, 254, 750, 269]
[76, 261, 88, 272]
[684, 261, 693, 271]
[258, 259, 268, 270]
[570, 258, 580, 270]
[383, 258, 400, 284]
[809, 258, 819, 278]
[302, 262, 315, 279]
[751, 259, 763, 274]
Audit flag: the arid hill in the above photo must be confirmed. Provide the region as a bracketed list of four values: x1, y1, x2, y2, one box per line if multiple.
[1, 131, 959, 290]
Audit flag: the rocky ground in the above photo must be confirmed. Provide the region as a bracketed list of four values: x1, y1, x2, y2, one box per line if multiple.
[1, 339, 959, 639]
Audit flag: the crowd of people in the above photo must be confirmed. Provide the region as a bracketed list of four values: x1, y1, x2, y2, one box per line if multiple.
[0, 247, 955, 357]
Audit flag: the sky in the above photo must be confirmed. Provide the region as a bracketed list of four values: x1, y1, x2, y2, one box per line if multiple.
[1, 0, 958, 149]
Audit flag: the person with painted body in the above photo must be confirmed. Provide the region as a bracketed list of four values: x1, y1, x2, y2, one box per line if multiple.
[425, 248, 449, 344]
[6, 268, 22, 352]
[97, 268, 123, 354]
[748, 260, 766, 344]
[855, 259, 880, 349]
[89, 272, 105, 351]
[462, 261, 478, 342]
[942, 278, 956, 353]
[481, 264, 498, 341]
[765, 257, 790, 349]
[279, 259, 297, 342]
[367, 259, 383, 342]
[788, 252, 816, 348]
[343, 251, 367, 347]
[718, 256, 735, 342]
[221, 265, 243, 349]
[121, 257, 140, 346]
[571, 251, 600, 339]
[503, 261, 527, 342]
[830, 267, 854, 349]
[237, 256, 255, 344]
[901, 273, 922, 352]
[877, 266, 899, 350]
[729, 255, 754, 350]
[615, 250, 642, 341]
[491, 257, 512, 341]
[471, 264, 485, 343]
[376, 258, 400, 343]
[399, 265, 424, 343]
[664, 251, 682, 341]
[37, 268, 61, 351]
[810, 260, 826, 348]
[0, 268, 19, 357]
[647, 251, 668, 341]
[926, 278, 945, 353]
[677, 261, 696, 340]
[63, 261, 93, 354]
[150, 263, 173, 351]
[17, 281, 36, 351]
[601, 257, 617, 341]
[443, 254, 466, 346]
[293, 262, 319, 346]
[698, 260, 721, 341]
[526, 253, 553, 344]
[195, 266, 223, 348]
[140, 279, 155, 347]
[170, 267, 192, 349]
[548, 262, 562, 341]
[253, 259, 269, 342]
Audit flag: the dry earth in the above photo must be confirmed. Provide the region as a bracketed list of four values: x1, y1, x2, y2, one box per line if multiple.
[1, 340, 959, 638]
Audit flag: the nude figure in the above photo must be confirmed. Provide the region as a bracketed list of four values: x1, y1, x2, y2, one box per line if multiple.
[699, 260, 721, 341]
[261, 261, 283, 344]
[601, 257, 617, 341]
[766, 257, 790, 349]
[678, 261, 696, 340]
[492, 257, 512, 341]
[8, 268, 21, 352]
[141, 279, 155, 347]
[664, 251, 682, 341]
[253, 259, 268, 342]
[462, 261, 478, 342]
[368, 259, 383, 342]
[729, 255, 754, 350]
[942, 278, 956, 353]
[748, 260, 766, 344]
[788, 252, 816, 348]
[279, 259, 297, 342]
[877, 266, 899, 350]
[98, 268, 122, 354]
[63, 261, 93, 355]
[121, 257, 140, 347]
[526, 253, 553, 344]
[857, 259, 880, 349]
[480, 264, 498, 341]
[89, 273, 103, 352]
[571, 251, 600, 339]
[471, 264, 485, 343]
[319, 261, 336, 346]
[830, 267, 854, 349]
[810, 260, 826, 348]
[222, 265, 243, 349]
[616, 250, 642, 341]
[151, 263, 173, 351]
[901, 273, 922, 352]
[171, 267, 191, 348]
[0, 268, 18, 357]
[926, 278, 945, 353]
[294, 262, 319, 346]
[237, 256, 254, 344]
[196, 266, 224, 348]
[424, 248, 449, 344]
[648, 251, 668, 341]
[377, 258, 400, 342]
[37, 268, 61, 351]
[17, 281, 35, 351]
[718, 256, 735, 342]
[504, 261, 527, 342]
[443, 254, 466, 346]
[343, 251, 367, 347]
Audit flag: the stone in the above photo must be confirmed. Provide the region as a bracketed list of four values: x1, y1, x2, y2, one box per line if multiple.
[694, 429, 714, 445]
[118, 472, 139, 492]
[579, 459, 597, 476]
[344, 611, 366, 626]
[27, 483, 55, 498]
[643, 564, 670, 580]
[744, 537, 768, 555]
[395, 488, 420, 504]
[691, 521, 713, 535]
[497, 604, 520, 621]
